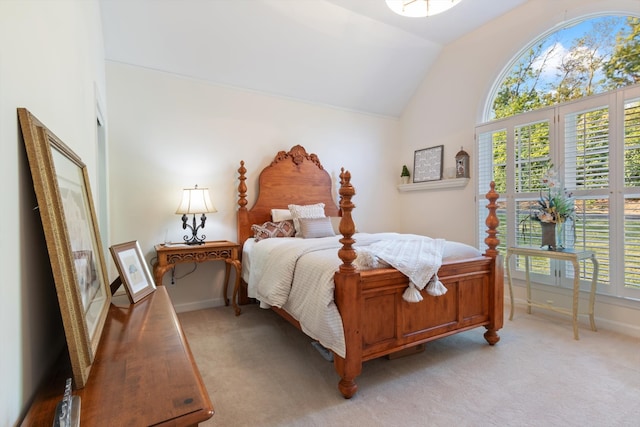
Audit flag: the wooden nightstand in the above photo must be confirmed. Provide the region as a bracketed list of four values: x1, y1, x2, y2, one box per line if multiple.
[154, 240, 243, 315]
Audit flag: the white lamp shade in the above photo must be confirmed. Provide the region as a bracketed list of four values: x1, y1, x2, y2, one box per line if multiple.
[386, 0, 462, 18]
[175, 185, 217, 214]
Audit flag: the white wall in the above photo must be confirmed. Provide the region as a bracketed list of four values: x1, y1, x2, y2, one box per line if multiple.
[105, 62, 401, 311]
[0, 1, 106, 424]
[400, 0, 640, 335]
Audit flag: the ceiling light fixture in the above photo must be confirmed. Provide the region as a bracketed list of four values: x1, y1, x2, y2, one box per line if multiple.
[385, 0, 462, 18]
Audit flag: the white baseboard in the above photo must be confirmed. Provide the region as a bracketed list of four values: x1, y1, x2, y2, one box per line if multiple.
[595, 316, 640, 338]
[510, 297, 640, 338]
[172, 297, 227, 313]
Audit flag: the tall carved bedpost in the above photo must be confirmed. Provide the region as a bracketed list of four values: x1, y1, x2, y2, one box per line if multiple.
[484, 181, 500, 258]
[337, 168, 356, 270]
[236, 161, 251, 305]
[483, 181, 504, 345]
[333, 168, 362, 399]
[237, 161, 250, 244]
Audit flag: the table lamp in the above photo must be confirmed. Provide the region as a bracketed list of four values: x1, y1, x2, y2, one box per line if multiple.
[175, 185, 217, 245]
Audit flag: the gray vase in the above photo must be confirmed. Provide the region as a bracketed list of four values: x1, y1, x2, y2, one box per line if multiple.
[541, 222, 556, 250]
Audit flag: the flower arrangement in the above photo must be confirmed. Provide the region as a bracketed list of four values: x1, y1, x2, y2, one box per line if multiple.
[530, 166, 575, 224]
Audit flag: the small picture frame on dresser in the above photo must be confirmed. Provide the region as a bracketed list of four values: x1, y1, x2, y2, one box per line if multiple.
[110, 240, 156, 303]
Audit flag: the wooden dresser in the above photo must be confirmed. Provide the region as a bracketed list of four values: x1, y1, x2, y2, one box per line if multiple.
[21, 286, 214, 426]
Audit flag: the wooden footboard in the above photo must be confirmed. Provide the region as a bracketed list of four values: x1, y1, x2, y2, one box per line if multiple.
[334, 172, 503, 398]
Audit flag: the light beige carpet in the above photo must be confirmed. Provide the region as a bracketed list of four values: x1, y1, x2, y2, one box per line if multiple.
[178, 304, 639, 427]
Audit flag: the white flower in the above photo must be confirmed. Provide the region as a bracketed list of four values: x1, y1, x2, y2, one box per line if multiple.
[537, 212, 555, 223]
[542, 167, 559, 188]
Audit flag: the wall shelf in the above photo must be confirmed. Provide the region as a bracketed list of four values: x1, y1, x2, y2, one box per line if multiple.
[397, 178, 469, 192]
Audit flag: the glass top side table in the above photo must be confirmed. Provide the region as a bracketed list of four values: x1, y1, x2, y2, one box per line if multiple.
[505, 246, 599, 340]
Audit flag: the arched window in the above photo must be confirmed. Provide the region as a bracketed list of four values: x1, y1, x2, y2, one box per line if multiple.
[489, 16, 640, 121]
[476, 15, 640, 300]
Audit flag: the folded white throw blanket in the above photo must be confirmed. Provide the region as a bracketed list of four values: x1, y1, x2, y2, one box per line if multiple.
[355, 237, 447, 302]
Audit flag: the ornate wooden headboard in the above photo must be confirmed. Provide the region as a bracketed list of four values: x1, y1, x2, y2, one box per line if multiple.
[237, 145, 341, 245]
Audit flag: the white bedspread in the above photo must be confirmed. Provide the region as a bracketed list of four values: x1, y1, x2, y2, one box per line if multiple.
[246, 232, 448, 357]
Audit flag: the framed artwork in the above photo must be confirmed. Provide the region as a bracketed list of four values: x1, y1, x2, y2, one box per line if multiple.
[18, 108, 111, 388]
[110, 240, 156, 303]
[413, 145, 444, 182]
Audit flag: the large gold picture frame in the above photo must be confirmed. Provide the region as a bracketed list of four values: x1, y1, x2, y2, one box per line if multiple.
[18, 108, 111, 388]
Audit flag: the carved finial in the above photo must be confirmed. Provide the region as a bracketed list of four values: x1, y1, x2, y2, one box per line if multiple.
[339, 167, 345, 210]
[338, 168, 356, 272]
[238, 160, 247, 211]
[484, 181, 500, 258]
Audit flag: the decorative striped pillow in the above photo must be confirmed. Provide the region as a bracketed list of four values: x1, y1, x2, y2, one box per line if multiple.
[298, 217, 335, 239]
[288, 203, 325, 236]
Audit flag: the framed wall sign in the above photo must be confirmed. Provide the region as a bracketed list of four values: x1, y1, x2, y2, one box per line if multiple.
[413, 145, 444, 183]
[18, 108, 111, 388]
[110, 240, 156, 303]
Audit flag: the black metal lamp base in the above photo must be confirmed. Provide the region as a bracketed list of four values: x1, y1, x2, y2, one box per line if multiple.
[183, 237, 205, 245]
[181, 213, 207, 245]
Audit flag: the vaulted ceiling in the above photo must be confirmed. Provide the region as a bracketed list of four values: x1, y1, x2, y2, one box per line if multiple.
[100, 0, 528, 117]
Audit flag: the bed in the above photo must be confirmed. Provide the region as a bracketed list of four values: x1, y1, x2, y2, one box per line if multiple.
[236, 145, 503, 399]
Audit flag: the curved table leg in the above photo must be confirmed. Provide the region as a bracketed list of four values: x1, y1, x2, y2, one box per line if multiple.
[506, 251, 514, 321]
[525, 255, 531, 314]
[571, 258, 580, 340]
[153, 263, 173, 287]
[223, 262, 231, 306]
[589, 255, 599, 332]
[225, 259, 242, 316]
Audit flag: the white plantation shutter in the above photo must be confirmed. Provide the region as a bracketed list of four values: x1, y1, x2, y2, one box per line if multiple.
[623, 91, 640, 296]
[477, 123, 507, 254]
[477, 84, 640, 300]
[477, 109, 556, 279]
[624, 197, 640, 293]
[514, 120, 551, 193]
[560, 97, 611, 288]
[513, 115, 556, 277]
[624, 98, 640, 187]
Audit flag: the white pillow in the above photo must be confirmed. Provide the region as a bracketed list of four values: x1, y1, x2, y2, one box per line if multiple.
[442, 241, 482, 261]
[288, 203, 325, 235]
[298, 217, 335, 238]
[330, 217, 342, 235]
[271, 208, 293, 222]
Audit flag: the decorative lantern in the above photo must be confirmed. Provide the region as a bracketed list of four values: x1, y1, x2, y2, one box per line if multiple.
[455, 147, 470, 178]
